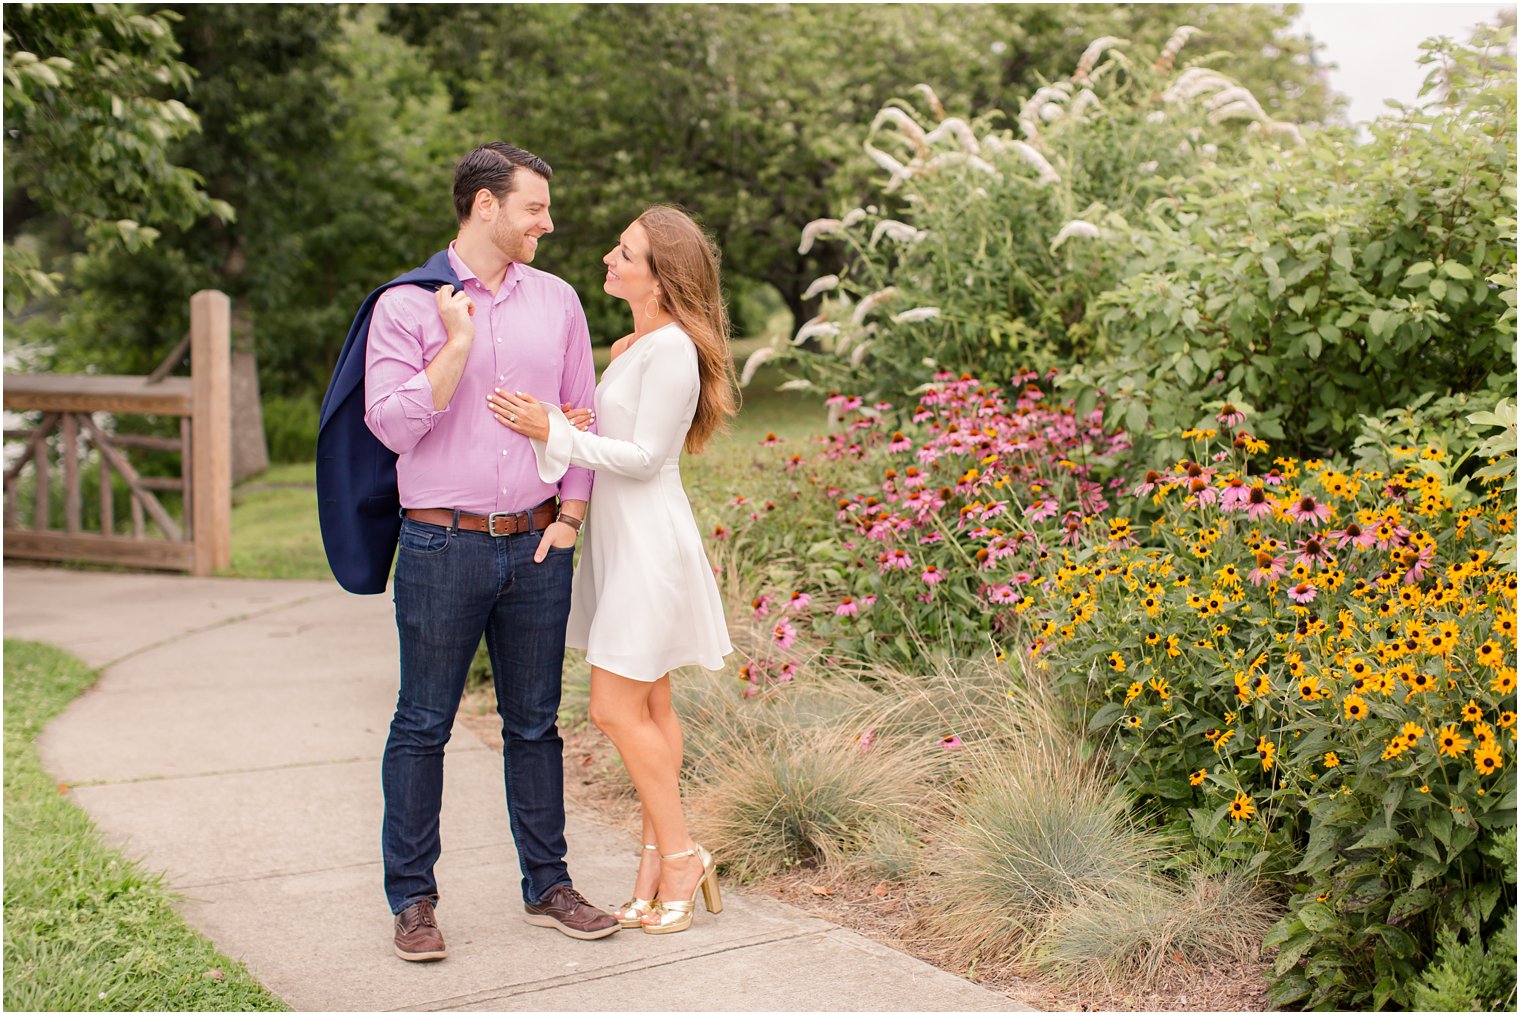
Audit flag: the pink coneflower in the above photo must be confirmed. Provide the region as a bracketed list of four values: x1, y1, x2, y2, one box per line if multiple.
[1133, 469, 1166, 496]
[1219, 477, 1250, 509]
[1061, 512, 1086, 547]
[752, 595, 771, 620]
[787, 591, 812, 611]
[986, 537, 1018, 563]
[772, 619, 798, 650]
[986, 584, 1018, 604]
[1011, 571, 1035, 585]
[1372, 518, 1411, 551]
[902, 466, 927, 488]
[1261, 468, 1286, 487]
[861, 594, 878, 608]
[1295, 536, 1334, 570]
[1185, 477, 1219, 506]
[712, 525, 729, 539]
[835, 597, 859, 617]
[1397, 542, 1435, 584]
[919, 531, 946, 545]
[1287, 582, 1318, 604]
[1383, 479, 1409, 502]
[1328, 522, 1377, 550]
[1244, 485, 1274, 521]
[1286, 494, 1332, 526]
[1248, 551, 1287, 586]
[938, 735, 964, 750]
[778, 662, 797, 682]
[921, 565, 946, 585]
[888, 431, 913, 452]
[759, 432, 781, 447]
[1217, 403, 1246, 427]
[878, 548, 913, 572]
[1024, 498, 1059, 521]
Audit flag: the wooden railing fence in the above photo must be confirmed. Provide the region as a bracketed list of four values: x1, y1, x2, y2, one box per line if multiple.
[3, 290, 232, 575]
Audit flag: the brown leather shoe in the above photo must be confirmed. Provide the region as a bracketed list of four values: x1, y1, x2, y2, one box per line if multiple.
[394, 899, 447, 961]
[523, 884, 620, 940]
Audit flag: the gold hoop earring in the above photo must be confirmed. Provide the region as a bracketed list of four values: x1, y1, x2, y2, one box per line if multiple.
[644, 297, 660, 321]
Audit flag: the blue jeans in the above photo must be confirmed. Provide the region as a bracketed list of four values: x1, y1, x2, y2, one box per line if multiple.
[381, 515, 575, 913]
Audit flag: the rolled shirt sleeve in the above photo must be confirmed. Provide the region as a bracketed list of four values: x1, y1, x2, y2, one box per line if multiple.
[364, 289, 445, 455]
[555, 298, 598, 502]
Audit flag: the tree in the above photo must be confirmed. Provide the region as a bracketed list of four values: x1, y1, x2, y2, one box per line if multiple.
[3, 3, 231, 312]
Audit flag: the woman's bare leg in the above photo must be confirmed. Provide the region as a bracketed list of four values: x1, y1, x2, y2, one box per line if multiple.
[590, 667, 703, 902]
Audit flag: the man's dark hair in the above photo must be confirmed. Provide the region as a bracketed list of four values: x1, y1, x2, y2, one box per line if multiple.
[452, 143, 553, 224]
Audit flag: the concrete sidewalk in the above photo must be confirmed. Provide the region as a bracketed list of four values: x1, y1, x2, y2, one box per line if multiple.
[6, 566, 1027, 1012]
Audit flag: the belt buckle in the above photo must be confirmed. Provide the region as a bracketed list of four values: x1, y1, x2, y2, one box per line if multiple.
[486, 511, 516, 537]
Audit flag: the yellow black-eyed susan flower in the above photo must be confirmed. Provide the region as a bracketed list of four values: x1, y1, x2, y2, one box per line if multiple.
[1399, 722, 1424, 747]
[1344, 695, 1369, 721]
[1189, 768, 1207, 786]
[1257, 737, 1277, 771]
[1436, 724, 1469, 758]
[1462, 700, 1484, 724]
[1108, 652, 1126, 673]
[1491, 668, 1516, 695]
[1474, 747, 1503, 776]
[1229, 792, 1256, 822]
[1323, 752, 1340, 768]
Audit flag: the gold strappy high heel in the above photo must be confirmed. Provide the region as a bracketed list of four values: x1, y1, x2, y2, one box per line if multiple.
[641, 843, 721, 935]
[612, 844, 659, 929]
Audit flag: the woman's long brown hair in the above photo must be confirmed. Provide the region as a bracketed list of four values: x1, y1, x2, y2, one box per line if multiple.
[638, 205, 739, 454]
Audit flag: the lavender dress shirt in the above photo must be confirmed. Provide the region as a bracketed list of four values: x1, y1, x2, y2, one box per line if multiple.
[363, 244, 596, 515]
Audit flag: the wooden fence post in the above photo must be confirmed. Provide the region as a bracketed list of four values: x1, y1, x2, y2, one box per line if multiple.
[190, 290, 232, 575]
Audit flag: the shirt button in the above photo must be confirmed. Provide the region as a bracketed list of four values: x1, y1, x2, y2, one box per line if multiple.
[501, 450, 508, 456]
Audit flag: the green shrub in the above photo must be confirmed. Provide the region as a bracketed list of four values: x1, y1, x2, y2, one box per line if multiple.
[261, 395, 319, 464]
[1409, 904, 1518, 1013]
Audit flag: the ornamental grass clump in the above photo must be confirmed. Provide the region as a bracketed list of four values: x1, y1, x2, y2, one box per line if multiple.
[1031, 867, 1281, 993]
[914, 733, 1163, 968]
[692, 723, 939, 882]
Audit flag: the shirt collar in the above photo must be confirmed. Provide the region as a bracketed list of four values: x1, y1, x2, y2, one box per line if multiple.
[447, 242, 522, 303]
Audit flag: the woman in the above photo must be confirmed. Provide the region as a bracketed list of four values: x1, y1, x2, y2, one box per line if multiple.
[474, 206, 735, 935]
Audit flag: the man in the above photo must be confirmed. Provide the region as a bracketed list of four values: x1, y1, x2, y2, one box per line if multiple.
[338, 142, 618, 961]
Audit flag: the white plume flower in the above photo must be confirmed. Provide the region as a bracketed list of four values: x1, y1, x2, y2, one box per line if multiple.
[1163, 68, 1235, 103]
[840, 208, 868, 228]
[870, 220, 925, 246]
[777, 378, 817, 393]
[852, 287, 899, 325]
[739, 346, 778, 387]
[1074, 36, 1124, 80]
[927, 151, 1001, 178]
[1039, 102, 1065, 122]
[892, 307, 941, 324]
[1050, 220, 1101, 251]
[849, 342, 872, 368]
[1010, 141, 1060, 185]
[1069, 89, 1103, 117]
[871, 106, 928, 143]
[798, 218, 841, 254]
[924, 117, 981, 154]
[1146, 110, 1167, 124]
[1159, 25, 1199, 62]
[792, 321, 841, 345]
[801, 274, 840, 301]
[1254, 120, 1307, 146]
[913, 83, 946, 119]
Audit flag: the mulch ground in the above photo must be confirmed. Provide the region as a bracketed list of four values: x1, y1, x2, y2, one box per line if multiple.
[458, 693, 1271, 1013]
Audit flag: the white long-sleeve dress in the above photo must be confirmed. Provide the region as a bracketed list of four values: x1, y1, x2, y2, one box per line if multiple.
[529, 322, 733, 682]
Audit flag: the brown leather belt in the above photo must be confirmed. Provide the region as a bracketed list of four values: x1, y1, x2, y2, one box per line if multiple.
[405, 498, 558, 537]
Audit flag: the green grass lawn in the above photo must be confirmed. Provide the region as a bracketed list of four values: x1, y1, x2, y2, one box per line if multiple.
[2, 640, 287, 1011]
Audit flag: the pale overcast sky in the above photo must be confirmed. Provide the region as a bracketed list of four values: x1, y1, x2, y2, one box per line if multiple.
[1294, 3, 1514, 124]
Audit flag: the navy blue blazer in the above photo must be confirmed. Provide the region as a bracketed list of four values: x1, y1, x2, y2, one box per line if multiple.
[317, 250, 460, 594]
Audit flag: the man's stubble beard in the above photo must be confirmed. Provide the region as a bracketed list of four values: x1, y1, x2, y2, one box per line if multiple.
[495, 218, 535, 265]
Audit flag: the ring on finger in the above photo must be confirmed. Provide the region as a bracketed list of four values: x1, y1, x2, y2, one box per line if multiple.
[509, 412, 517, 422]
